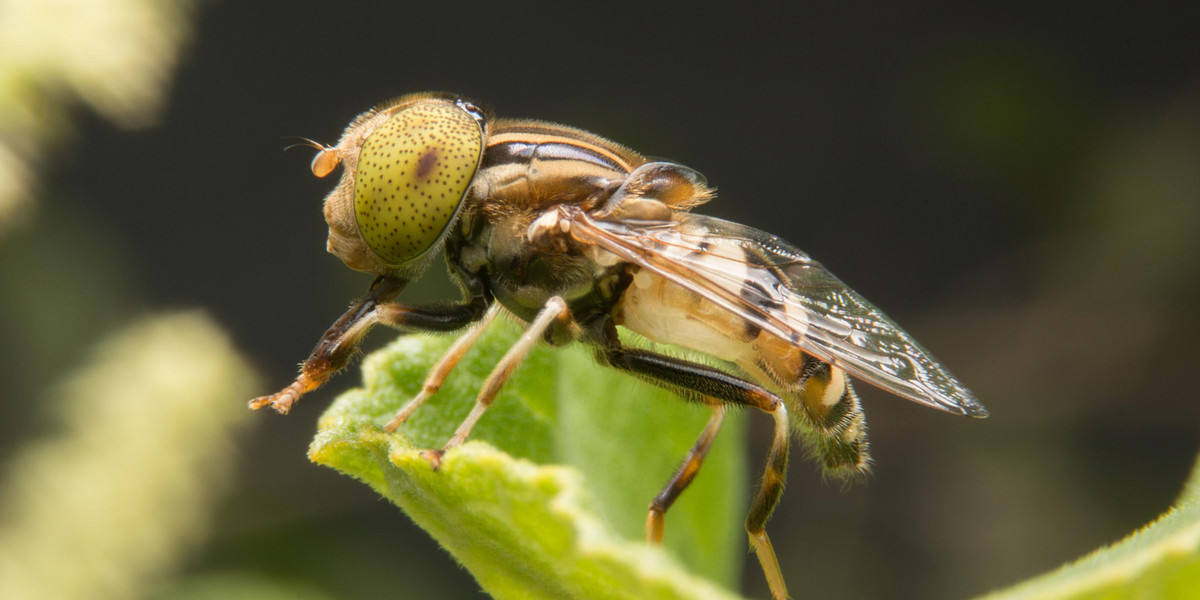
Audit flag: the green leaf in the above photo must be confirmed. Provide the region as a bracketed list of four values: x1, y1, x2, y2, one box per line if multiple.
[978, 457, 1200, 600]
[309, 318, 749, 600]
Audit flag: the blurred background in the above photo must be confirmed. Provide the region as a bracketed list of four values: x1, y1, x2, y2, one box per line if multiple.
[1, 1, 1198, 599]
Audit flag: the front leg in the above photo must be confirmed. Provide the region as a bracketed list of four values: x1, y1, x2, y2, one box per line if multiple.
[249, 275, 490, 414]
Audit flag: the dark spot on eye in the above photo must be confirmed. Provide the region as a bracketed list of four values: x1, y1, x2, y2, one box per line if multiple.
[415, 148, 439, 180]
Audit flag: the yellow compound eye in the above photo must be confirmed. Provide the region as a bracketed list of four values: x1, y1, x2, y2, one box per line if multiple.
[311, 147, 340, 178]
[353, 100, 485, 267]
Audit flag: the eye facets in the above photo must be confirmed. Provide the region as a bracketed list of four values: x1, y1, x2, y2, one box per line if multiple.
[354, 101, 484, 267]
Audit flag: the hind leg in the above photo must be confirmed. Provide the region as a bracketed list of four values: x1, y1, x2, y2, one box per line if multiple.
[596, 325, 792, 600]
[745, 404, 791, 600]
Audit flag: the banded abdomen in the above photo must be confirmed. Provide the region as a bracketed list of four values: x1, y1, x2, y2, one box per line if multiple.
[612, 243, 870, 478]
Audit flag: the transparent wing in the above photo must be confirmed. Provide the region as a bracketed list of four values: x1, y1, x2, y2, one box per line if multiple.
[562, 206, 987, 417]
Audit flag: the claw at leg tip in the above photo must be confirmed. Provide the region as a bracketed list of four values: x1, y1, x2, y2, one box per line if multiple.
[646, 511, 665, 544]
[419, 449, 445, 470]
[248, 393, 294, 415]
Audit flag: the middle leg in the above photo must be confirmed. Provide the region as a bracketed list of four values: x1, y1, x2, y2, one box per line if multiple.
[385, 304, 502, 432]
[422, 296, 573, 468]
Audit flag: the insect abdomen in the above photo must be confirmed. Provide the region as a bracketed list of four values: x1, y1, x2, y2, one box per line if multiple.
[739, 333, 870, 478]
[616, 267, 870, 477]
[792, 358, 869, 477]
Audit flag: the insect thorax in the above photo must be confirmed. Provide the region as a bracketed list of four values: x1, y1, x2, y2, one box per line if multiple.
[450, 197, 632, 331]
[445, 121, 646, 325]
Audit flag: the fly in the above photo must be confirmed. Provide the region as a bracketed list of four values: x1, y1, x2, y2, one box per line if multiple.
[250, 91, 988, 600]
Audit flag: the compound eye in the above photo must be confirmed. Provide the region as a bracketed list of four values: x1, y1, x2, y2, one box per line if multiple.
[352, 100, 486, 267]
[311, 147, 340, 178]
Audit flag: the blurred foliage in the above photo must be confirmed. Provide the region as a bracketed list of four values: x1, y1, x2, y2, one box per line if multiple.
[904, 81, 1200, 598]
[0, 0, 197, 231]
[0, 210, 141, 420]
[980, 457, 1200, 600]
[149, 572, 337, 600]
[311, 319, 748, 598]
[0, 313, 258, 600]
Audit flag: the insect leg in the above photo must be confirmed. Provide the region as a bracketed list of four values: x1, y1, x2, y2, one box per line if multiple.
[422, 296, 572, 468]
[384, 304, 502, 431]
[647, 405, 726, 543]
[594, 325, 791, 600]
[747, 404, 791, 600]
[249, 275, 490, 414]
[249, 276, 405, 414]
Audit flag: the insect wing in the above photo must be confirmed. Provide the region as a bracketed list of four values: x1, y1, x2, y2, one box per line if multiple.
[563, 208, 987, 417]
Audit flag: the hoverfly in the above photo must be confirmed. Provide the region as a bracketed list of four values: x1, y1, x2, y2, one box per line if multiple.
[250, 92, 988, 600]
